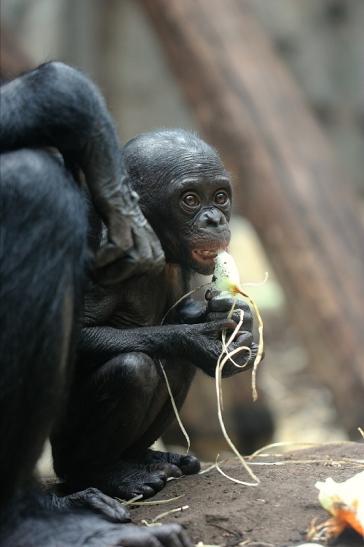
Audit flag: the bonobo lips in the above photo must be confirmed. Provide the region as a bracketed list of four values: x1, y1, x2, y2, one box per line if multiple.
[191, 242, 228, 266]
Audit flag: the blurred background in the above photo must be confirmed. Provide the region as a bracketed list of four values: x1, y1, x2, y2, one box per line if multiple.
[2, 0, 364, 467]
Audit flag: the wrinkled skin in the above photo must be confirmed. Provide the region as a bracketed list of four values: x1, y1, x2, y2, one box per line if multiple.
[0, 64, 190, 546]
[52, 129, 260, 501]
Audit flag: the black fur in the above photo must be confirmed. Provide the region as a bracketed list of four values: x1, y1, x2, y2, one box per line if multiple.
[0, 64, 191, 547]
[51, 129, 260, 501]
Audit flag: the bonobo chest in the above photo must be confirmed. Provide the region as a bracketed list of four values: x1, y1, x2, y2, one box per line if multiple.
[83, 264, 187, 328]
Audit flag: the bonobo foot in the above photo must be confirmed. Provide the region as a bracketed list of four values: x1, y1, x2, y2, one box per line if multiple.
[50, 487, 130, 522]
[63, 461, 176, 500]
[63, 451, 200, 500]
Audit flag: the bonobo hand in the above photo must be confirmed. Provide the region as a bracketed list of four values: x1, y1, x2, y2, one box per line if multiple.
[182, 317, 257, 378]
[205, 293, 253, 331]
[204, 293, 258, 376]
[93, 189, 165, 286]
[110, 523, 193, 547]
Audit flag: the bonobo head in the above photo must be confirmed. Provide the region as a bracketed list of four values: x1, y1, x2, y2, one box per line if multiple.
[123, 129, 231, 275]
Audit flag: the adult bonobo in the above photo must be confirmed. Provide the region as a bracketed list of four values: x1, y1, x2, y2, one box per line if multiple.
[52, 129, 260, 500]
[0, 64, 191, 547]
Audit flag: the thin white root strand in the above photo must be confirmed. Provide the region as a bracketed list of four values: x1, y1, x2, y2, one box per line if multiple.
[241, 271, 269, 288]
[247, 440, 353, 460]
[142, 505, 190, 526]
[222, 307, 252, 370]
[157, 275, 264, 485]
[153, 504, 189, 522]
[158, 281, 212, 455]
[198, 460, 227, 475]
[161, 281, 212, 325]
[237, 289, 264, 401]
[246, 458, 364, 467]
[215, 335, 260, 486]
[119, 494, 185, 506]
[120, 494, 143, 505]
[158, 359, 190, 455]
[215, 456, 258, 486]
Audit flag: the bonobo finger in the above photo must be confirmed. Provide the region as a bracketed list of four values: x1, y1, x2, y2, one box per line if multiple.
[151, 245, 166, 274]
[235, 300, 253, 330]
[207, 295, 236, 313]
[94, 240, 164, 287]
[65, 487, 131, 523]
[205, 289, 219, 301]
[132, 228, 154, 264]
[235, 331, 254, 348]
[133, 224, 165, 274]
[95, 240, 128, 269]
[93, 254, 140, 286]
[203, 319, 237, 336]
[206, 310, 243, 324]
[152, 524, 193, 547]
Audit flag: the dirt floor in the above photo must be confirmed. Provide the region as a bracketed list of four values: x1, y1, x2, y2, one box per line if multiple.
[130, 443, 364, 547]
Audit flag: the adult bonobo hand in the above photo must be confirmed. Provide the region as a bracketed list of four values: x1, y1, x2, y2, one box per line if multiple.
[93, 185, 165, 286]
[0, 61, 165, 286]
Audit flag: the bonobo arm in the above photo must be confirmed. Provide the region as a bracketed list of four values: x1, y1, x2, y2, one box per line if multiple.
[0, 62, 164, 282]
[80, 318, 256, 378]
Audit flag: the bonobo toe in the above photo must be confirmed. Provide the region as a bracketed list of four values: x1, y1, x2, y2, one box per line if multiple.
[139, 485, 155, 498]
[143, 449, 201, 476]
[146, 472, 167, 492]
[179, 455, 201, 475]
[161, 463, 183, 479]
[149, 462, 182, 479]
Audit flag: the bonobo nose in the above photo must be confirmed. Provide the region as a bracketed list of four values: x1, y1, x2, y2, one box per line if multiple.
[200, 209, 225, 227]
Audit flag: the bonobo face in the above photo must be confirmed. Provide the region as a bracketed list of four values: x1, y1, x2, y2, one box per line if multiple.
[171, 174, 231, 275]
[123, 129, 232, 275]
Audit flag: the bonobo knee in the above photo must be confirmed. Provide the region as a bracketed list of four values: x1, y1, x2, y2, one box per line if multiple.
[96, 353, 158, 393]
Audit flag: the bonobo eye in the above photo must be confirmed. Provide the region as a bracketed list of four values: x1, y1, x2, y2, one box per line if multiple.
[182, 193, 200, 208]
[214, 190, 229, 205]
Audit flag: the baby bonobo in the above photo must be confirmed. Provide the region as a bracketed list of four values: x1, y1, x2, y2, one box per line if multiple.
[52, 129, 259, 499]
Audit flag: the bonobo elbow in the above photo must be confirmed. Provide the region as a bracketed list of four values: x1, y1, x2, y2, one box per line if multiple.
[39, 62, 109, 130]
[41, 62, 99, 98]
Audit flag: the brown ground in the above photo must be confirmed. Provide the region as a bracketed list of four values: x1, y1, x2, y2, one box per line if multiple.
[130, 443, 364, 547]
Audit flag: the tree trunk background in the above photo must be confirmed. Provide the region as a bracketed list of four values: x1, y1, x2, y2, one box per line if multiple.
[140, 0, 364, 436]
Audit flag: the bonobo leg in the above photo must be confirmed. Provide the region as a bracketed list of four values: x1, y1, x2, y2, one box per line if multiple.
[0, 151, 192, 546]
[52, 352, 200, 499]
[0, 150, 88, 507]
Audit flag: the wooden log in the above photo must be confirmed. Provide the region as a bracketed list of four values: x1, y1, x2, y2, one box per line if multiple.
[140, 0, 364, 436]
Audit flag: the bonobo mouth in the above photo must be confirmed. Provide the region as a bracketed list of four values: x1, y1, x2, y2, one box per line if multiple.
[191, 241, 229, 272]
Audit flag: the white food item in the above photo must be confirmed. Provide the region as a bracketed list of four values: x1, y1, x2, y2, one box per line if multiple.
[315, 470, 364, 528]
[213, 251, 241, 293]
